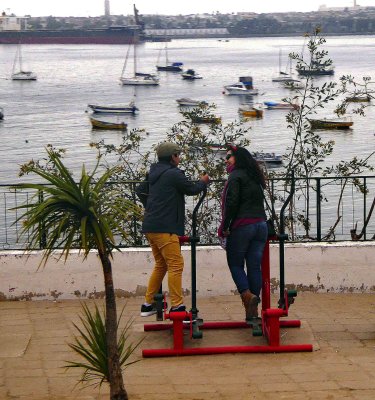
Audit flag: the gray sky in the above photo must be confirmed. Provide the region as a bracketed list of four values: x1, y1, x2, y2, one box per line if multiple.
[2, 0, 374, 17]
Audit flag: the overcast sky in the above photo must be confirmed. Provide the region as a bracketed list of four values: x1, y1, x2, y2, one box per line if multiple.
[2, 1, 374, 17]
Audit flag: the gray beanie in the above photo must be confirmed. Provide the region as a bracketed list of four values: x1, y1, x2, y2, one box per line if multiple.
[156, 142, 181, 158]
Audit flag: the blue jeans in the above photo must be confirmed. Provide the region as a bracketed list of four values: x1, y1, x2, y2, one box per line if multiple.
[226, 222, 268, 296]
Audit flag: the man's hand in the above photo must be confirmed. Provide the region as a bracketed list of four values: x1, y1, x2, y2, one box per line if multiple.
[200, 174, 210, 184]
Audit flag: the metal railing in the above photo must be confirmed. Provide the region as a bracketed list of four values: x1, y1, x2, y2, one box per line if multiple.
[0, 175, 374, 250]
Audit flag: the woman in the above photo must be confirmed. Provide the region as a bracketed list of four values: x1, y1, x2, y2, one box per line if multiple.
[218, 145, 268, 320]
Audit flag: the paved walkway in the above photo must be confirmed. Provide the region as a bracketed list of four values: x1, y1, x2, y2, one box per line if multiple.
[1, 293, 375, 399]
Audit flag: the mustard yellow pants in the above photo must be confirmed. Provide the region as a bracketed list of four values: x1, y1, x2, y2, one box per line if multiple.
[145, 233, 184, 307]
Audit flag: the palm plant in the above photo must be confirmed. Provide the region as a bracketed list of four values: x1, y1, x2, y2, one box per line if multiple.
[15, 147, 141, 400]
[65, 303, 142, 388]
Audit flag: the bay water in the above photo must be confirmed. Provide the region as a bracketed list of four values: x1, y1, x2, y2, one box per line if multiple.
[0, 35, 375, 184]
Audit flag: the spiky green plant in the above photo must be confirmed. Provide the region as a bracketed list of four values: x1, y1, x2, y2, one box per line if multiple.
[14, 147, 142, 400]
[65, 303, 143, 388]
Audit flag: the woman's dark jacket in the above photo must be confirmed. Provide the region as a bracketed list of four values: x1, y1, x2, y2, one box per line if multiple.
[136, 161, 207, 236]
[223, 168, 266, 232]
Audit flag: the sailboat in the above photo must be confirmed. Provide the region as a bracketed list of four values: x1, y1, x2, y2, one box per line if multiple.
[11, 43, 37, 81]
[156, 42, 183, 72]
[272, 49, 295, 82]
[119, 44, 159, 86]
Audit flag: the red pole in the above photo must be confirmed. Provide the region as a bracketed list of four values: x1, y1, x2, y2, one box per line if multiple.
[142, 343, 313, 358]
[261, 239, 271, 310]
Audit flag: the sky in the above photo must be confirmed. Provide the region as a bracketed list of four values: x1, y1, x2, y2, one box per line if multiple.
[2, 0, 374, 17]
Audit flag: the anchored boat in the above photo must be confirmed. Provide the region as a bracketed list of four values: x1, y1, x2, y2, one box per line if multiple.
[307, 117, 353, 130]
[89, 117, 127, 130]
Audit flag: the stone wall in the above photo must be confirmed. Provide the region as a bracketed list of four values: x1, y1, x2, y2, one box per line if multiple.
[0, 242, 374, 301]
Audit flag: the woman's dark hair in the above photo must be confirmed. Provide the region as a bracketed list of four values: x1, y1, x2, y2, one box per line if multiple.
[227, 145, 266, 188]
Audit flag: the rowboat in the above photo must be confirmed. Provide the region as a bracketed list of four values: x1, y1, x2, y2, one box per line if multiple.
[238, 105, 264, 118]
[176, 98, 208, 107]
[87, 102, 138, 114]
[190, 115, 221, 124]
[90, 117, 127, 130]
[307, 117, 353, 130]
[264, 101, 299, 110]
[345, 95, 371, 103]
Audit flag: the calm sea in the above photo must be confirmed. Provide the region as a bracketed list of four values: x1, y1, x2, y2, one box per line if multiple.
[0, 35, 375, 184]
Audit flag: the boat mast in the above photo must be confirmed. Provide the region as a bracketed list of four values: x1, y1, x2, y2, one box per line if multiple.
[134, 43, 137, 77]
[120, 45, 131, 79]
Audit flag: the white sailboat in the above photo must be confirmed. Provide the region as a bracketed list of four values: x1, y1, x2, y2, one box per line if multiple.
[119, 44, 159, 86]
[272, 49, 295, 82]
[11, 43, 37, 81]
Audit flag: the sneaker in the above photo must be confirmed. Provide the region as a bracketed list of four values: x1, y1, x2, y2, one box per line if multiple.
[169, 304, 186, 313]
[140, 303, 157, 317]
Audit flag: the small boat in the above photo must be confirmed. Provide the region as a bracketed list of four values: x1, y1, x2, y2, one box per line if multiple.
[120, 44, 159, 86]
[181, 69, 202, 80]
[307, 117, 353, 130]
[89, 117, 127, 130]
[224, 76, 259, 95]
[272, 49, 295, 82]
[0, 107, 3, 120]
[190, 115, 221, 124]
[345, 95, 371, 103]
[157, 62, 183, 72]
[296, 61, 334, 76]
[281, 80, 305, 90]
[87, 102, 138, 114]
[264, 101, 299, 110]
[252, 152, 283, 165]
[156, 42, 183, 72]
[176, 98, 208, 107]
[11, 43, 37, 81]
[238, 105, 264, 118]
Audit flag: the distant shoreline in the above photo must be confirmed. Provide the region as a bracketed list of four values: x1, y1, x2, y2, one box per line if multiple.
[160, 32, 375, 40]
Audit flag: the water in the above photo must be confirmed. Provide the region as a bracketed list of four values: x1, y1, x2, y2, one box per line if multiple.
[0, 35, 375, 184]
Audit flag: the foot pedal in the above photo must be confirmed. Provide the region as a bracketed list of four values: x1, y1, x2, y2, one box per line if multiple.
[153, 293, 166, 321]
[247, 317, 263, 336]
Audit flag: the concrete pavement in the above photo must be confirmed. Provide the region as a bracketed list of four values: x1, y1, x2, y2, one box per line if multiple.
[1, 293, 375, 399]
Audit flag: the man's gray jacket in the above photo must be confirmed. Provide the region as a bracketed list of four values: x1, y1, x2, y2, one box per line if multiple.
[135, 161, 207, 236]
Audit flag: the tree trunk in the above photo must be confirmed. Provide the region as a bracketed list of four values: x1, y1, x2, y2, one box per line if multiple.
[99, 250, 128, 400]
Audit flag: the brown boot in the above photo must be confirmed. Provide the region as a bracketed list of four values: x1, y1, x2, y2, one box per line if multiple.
[240, 290, 259, 320]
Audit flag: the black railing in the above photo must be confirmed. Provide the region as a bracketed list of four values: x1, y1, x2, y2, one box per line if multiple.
[0, 175, 374, 250]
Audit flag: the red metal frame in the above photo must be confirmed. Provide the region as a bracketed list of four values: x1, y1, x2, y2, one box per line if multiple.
[142, 239, 313, 357]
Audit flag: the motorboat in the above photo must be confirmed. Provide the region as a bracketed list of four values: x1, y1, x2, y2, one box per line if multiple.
[89, 116, 127, 130]
[252, 152, 283, 165]
[224, 76, 259, 95]
[176, 98, 208, 107]
[181, 69, 202, 80]
[307, 116, 353, 130]
[264, 101, 299, 110]
[87, 102, 138, 114]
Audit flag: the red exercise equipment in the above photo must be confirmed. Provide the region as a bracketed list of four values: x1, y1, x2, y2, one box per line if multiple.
[142, 175, 313, 357]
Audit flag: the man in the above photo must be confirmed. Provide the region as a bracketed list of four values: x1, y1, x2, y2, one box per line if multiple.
[136, 142, 209, 316]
